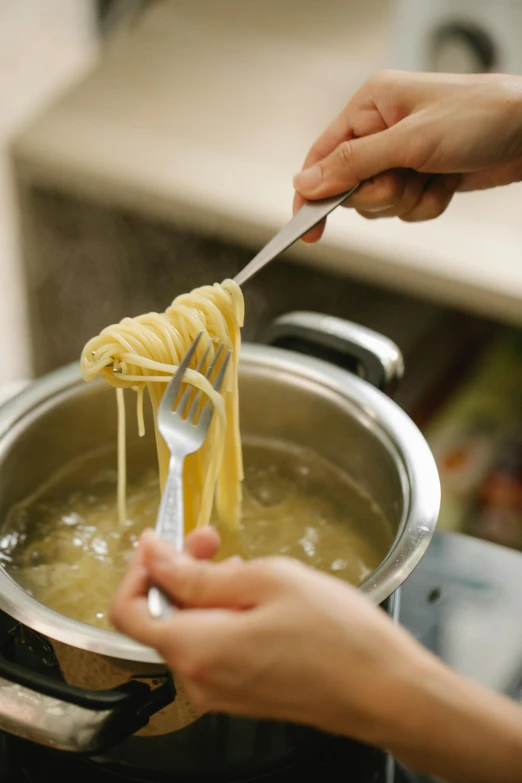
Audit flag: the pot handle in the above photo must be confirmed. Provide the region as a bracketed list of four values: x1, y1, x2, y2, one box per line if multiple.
[0, 649, 174, 755]
[261, 312, 404, 396]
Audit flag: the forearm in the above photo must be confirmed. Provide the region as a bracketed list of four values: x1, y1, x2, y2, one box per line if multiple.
[379, 653, 522, 783]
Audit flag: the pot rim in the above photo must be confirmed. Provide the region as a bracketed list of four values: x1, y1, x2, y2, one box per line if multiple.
[0, 345, 440, 663]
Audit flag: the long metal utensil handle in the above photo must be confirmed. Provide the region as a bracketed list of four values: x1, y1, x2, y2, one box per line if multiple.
[148, 455, 185, 621]
[234, 185, 359, 287]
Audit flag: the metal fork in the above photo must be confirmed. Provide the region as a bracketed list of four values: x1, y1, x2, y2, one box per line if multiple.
[234, 185, 359, 286]
[147, 332, 231, 620]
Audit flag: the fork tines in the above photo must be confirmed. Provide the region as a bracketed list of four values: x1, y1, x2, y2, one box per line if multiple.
[158, 333, 231, 433]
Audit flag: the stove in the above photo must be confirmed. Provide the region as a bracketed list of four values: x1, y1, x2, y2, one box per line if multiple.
[1, 732, 415, 783]
[2, 531, 521, 783]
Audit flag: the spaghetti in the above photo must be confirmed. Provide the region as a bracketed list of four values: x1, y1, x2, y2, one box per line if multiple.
[80, 279, 244, 532]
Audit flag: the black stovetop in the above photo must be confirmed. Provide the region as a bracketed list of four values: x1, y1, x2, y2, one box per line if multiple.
[1, 732, 414, 783]
[2, 531, 522, 783]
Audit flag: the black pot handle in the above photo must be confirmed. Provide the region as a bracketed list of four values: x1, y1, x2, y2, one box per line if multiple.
[0, 646, 174, 755]
[261, 312, 404, 396]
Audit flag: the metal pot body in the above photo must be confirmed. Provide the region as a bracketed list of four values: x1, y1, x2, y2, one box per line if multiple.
[0, 313, 439, 777]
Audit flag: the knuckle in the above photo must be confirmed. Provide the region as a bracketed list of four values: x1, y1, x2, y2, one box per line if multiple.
[336, 140, 355, 169]
[179, 565, 210, 606]
[372, 173, 404, 207]
[108, 597, 124, 629]
[251, 555, 301, 582]
[426, 201, 450, 221]
[401, 140, 423, 171]
[401, 127, 441, 172]
[357, 210, 380, 221]
[176, 651, 212, 683]
[418, 189, 453, 222]
[368, 69, 398, 88]
[241, 559, 272, 583]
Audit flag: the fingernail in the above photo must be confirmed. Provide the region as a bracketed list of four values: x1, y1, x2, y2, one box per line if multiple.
[139, 529, 156, 544]
[364, 205, 390, 214]
[137, 531, 154, 556]
[293, 165, 323, 192]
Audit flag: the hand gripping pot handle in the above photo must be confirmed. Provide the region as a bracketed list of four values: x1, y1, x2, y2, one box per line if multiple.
[0, 646, 174, 754]
[261, 312, 404, 396]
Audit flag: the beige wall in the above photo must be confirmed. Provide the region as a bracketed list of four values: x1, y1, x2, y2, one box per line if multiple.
[0, 0, 97, 382]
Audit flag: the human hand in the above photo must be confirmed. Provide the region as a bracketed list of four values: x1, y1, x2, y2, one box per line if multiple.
[180, 525, 220, 560]
[110, 531, 430, 746]
[293, 70, 522, 240]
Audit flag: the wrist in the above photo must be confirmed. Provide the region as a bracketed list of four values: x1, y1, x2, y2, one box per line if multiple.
[320, 626, 437, 744]
[375, 649, 522, 783]
[363, 640, 442, 749]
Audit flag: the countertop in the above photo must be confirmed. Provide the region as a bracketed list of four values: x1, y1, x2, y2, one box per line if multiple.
[12, 0, 522, 325]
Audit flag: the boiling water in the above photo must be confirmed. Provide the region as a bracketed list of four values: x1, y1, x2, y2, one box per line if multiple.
[0, 439, 392, 629]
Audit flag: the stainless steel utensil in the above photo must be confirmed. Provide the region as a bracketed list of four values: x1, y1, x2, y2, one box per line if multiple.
[234, 186, 359, 286]
[0, 313, 439, 761]
[147, 333, 231, 620]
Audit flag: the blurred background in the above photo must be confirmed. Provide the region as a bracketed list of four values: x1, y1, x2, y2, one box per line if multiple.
[1, 0, 521, 549]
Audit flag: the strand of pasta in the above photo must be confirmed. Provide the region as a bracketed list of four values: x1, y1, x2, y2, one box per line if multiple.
[80, 280, 244, 532]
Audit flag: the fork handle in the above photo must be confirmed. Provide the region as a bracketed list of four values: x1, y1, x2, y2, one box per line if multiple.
[234, 185, 359, 286]
[148, 455, 185, 621]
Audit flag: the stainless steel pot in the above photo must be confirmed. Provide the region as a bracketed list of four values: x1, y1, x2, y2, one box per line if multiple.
[0, 313, 439, 778]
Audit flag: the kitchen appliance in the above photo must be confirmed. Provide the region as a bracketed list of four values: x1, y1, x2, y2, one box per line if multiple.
[3, 530, 522, 783]
[0, 313, 439, 780]
[393, 0, 522, 75]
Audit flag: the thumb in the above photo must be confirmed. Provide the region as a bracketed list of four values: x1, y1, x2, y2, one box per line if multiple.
[293, 125, 407, 200]
[142, 534, 266, 610]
